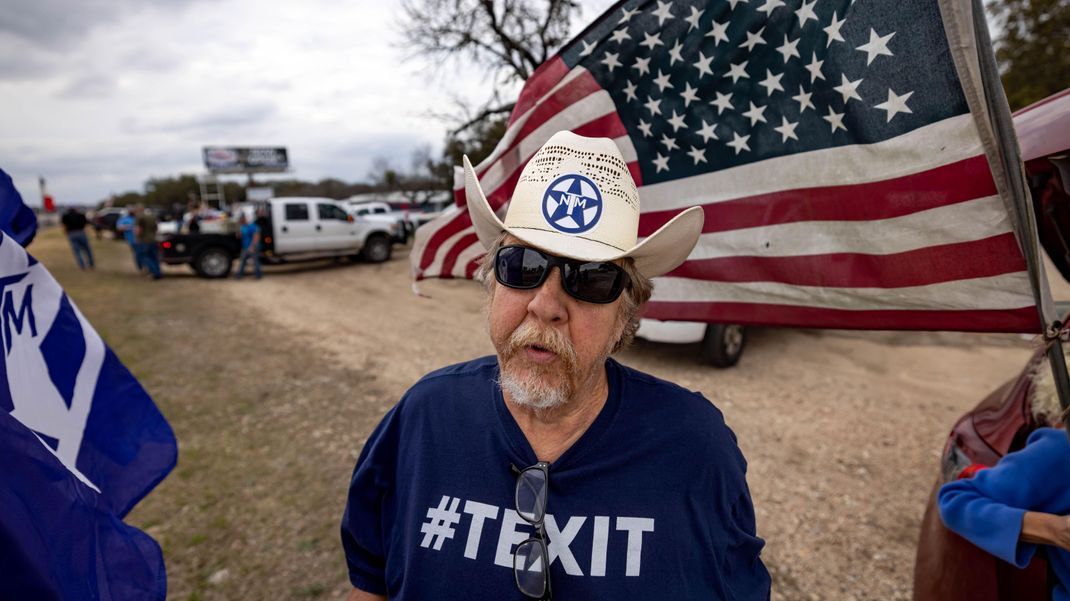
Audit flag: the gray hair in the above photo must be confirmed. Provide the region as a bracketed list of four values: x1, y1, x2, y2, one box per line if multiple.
[1029, 350, 1070, 425]
[476, 233, 653, 354]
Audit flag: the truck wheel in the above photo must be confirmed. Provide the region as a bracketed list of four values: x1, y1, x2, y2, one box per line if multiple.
[193, 247, 233, 278]
[361, 234, 392, 263]
[700, 324, 746, 368]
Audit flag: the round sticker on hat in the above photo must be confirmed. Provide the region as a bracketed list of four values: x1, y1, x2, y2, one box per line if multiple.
[541, 173, 603, 234]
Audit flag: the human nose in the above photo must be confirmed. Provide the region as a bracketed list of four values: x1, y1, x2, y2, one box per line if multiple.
[527, 267, 568, 324]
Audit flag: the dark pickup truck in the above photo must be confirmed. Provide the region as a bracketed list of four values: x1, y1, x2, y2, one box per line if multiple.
[160, 232, 242, 278]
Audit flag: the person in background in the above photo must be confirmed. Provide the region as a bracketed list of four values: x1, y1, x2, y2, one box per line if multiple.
[133, 205, 162, 280]
[235, 212, 262, 280]
[172, 202, 185, 233]
[938, 362, 1070, 601]
[115, 209, 142, 272]
[61, 207, 94, 270]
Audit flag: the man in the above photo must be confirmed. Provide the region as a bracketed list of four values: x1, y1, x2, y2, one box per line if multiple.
[115, 209, 142, 272]
[61, 207, 94, 270]
[133, 205, 162, 280]
[235, 212, 262, 279]
[340, 132, 770, 600]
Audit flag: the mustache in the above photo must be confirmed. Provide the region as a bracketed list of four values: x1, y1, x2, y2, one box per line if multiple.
[505, 322, 578, 369]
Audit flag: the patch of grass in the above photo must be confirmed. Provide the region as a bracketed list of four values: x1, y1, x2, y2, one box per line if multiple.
[33, 229, 390, 600]
[293, 583, 327, 598]
[297, 537, 319, 552]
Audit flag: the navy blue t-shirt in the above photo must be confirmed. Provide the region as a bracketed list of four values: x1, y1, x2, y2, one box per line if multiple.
[340, 356, 770, 600]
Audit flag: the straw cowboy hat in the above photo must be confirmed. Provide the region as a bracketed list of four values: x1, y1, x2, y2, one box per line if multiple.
[464, 130, 704, 278]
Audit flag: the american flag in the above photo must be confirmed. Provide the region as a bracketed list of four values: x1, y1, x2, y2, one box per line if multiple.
[412, 0, 1043, 333]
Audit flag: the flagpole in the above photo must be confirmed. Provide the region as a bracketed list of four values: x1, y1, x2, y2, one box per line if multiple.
[968, 0, 1070, 415]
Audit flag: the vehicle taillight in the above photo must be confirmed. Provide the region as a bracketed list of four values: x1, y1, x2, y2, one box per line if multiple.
[161, 241, 172, 249]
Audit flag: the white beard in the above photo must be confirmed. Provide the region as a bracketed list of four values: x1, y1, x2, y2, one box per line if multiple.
[499, 368, 570, 412]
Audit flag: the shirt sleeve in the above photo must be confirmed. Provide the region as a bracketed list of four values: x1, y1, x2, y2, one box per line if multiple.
[720, 487, 772, 601]
[937, 429, 1069, 567]
[706, 413, 771, 601]
[340, 405, 401, 595]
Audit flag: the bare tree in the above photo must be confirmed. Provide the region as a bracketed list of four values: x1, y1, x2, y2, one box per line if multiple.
[399, 0, 580, 135]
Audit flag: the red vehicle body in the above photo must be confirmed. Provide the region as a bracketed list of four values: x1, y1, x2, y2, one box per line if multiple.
[913, 349, 1051, 600]
[913, 87, 1070, 601]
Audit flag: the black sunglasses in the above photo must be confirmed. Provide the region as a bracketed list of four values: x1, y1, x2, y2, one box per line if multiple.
[494, 245, 630, 304]
[513, 462, 552, 600]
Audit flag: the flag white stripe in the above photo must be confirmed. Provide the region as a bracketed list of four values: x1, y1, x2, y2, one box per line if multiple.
[680, 194, 1011, 260]
[640, 113, 984, 212]
[412, 204, 464, 276]
[424, 220, 478, 277]
[613, 134, 638, 163]
[451, 243, 487, 278]
[650, 271, 1035, 312]
[427, 193, 1013, 278]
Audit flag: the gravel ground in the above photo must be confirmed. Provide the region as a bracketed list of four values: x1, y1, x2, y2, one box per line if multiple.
[39, 227, 1068, 600]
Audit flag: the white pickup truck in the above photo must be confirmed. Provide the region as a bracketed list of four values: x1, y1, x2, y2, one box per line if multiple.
[160, 197, 395, 277]
[345, 200, 410, 243]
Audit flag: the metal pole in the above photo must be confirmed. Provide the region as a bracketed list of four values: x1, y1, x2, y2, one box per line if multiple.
[969, 0, 1070, 421]
[1049, 334, 1070, 413]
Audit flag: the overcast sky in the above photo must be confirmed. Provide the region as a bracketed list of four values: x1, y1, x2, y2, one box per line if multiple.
[0, 0, 617, 206]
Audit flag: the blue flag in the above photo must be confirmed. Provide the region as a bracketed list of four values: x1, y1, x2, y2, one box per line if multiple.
[0, 230, 177, 598]
[0, 411, 168, 601]
[0, 168, 39, 247]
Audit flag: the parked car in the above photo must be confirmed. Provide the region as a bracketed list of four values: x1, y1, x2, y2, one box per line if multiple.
[913, 348, 1053, 601]
[160, 197, 395, 277]
[913, 83, 1070, 601]
[344, 200, 409, 244]
[91, 207, 125, 237]
[635, 320, 747, 368]
[1018, 87, 1070, 282]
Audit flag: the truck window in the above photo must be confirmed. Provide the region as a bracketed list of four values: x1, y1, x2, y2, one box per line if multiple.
[285, 203, 309, 221]
[373, 207, 387, 214]
[317, 203, 349, 221]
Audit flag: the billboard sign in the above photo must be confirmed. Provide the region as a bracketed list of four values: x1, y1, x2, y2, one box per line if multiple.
[202, 147, 288, 174]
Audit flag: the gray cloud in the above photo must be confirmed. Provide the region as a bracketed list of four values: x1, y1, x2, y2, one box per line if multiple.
[121, 102, 279, 135]
[56, 73, 118, 99]
[0, 0, 200, 51]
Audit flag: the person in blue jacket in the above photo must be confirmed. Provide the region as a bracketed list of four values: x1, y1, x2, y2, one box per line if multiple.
[939, 365, 1070, 601]
[340, 133, 770, 601]
[115, 210, 142, 272]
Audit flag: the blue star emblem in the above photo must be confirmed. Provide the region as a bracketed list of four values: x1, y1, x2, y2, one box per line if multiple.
[541, 174, 603, 234]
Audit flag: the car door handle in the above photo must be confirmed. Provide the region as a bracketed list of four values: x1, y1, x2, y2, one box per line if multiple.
[282, 225, 288, 233]
[315, 224, 322, 231]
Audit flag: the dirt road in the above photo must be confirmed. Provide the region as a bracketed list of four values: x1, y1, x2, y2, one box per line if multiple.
[213, 246, 1053, 601]
[40, 228, 1066, 600]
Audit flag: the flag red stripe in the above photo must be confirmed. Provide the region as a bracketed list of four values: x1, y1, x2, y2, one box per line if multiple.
[637, 155, 997, 236]
[572, 112, 629, 140]
[627, 162, 643, 188]
[667, 233, 1026, 288]
[440, 232, 480, 280]
[510, 57, 570, 121]
[642, 301, 1041, 333]
[451, 67, 603, 211]
[419, 211, 472, 272]
[488, 71, 605, 186]
[465, 257, 481, 279]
